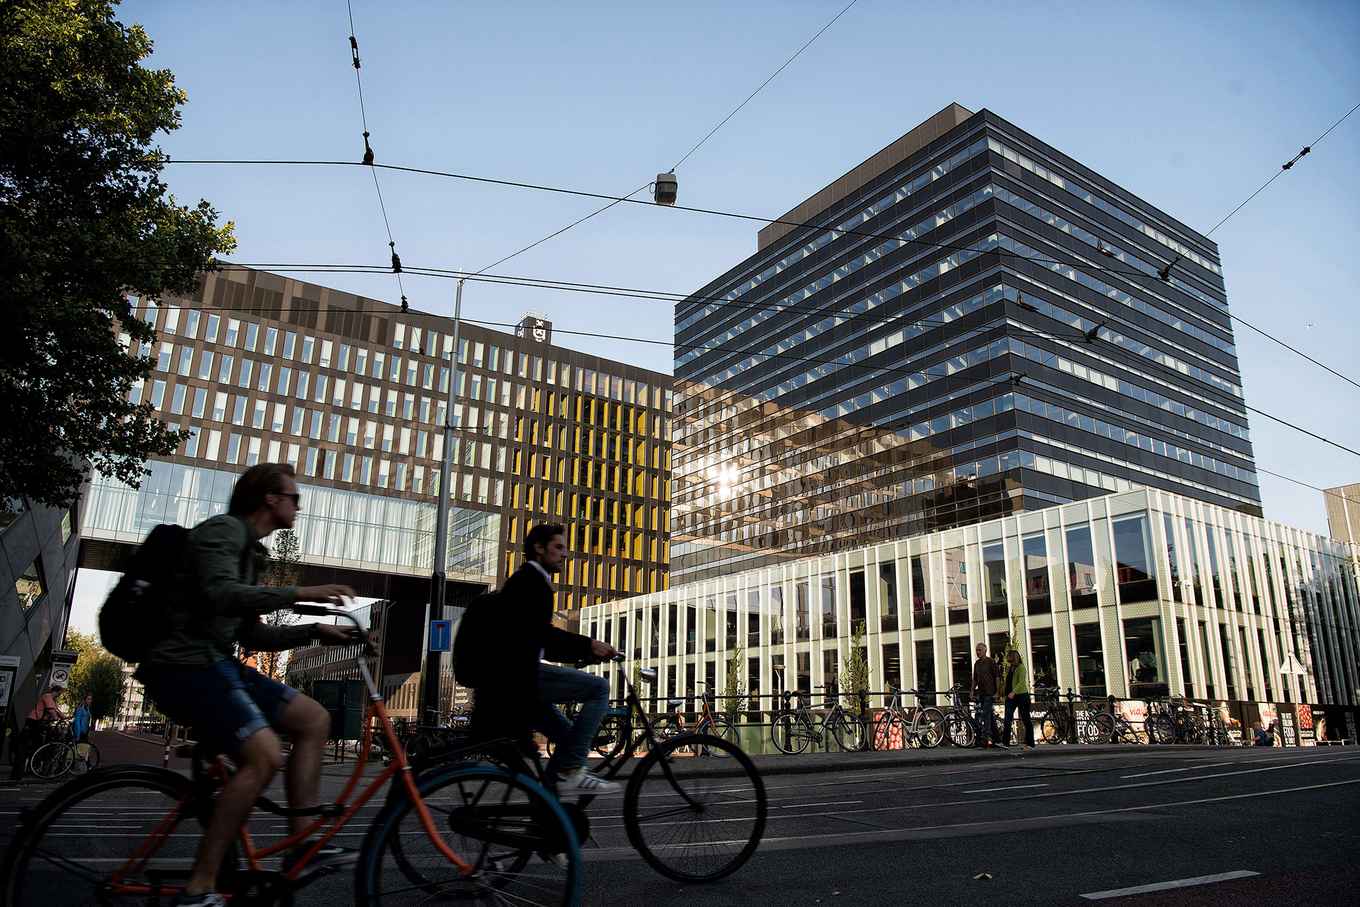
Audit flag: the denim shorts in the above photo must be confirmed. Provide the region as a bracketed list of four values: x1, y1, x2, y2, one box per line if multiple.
[138, 659, 298, 757]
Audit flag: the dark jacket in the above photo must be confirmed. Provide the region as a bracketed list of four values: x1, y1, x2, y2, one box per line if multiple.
[972, 656, 999, 697]
[470, 562, 595, 741]
[143, 514, 312, 666]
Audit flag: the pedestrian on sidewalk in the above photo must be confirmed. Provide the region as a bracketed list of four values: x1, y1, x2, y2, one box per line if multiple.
[73, 694, 93, 742]
[972, 642, 999, 747]
[1000, 649, 1034, 749]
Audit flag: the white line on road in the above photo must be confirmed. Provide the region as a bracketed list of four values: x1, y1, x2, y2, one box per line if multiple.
[965, 783, 1048, 793]
[1079, 870, 1260, 900]
[1120, 761, 1237, 779]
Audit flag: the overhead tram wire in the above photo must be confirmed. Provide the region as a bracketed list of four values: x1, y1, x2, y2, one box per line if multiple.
[346, 0, 410, 313]
[1175, 99, 1360, 392]
[469, 0, 859, 275]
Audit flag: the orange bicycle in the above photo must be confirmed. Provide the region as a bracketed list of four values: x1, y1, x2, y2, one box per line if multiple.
[0, 604, 582, 905]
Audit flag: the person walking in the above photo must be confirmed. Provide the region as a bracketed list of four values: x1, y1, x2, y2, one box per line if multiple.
[1000, 649, 1035, 749]
[971, 642, 1000, 747]
[73, 693, 93, 742]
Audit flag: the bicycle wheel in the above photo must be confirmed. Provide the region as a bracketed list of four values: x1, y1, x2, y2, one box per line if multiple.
[624, 733, 766, 883]
[769, 712, 813, 754]
[911, 708, 945, 748]
[830, 713, 866, 752]
[872, 712, 907, 750]
[28, 742, 73, 780]
[359, 762, 581, 906]
[1040, 715, 1069, 744]
[1, 765, 236, 906]
[1084, 712, 1115, 744]
[1145, 713, 1175, 745]
[943, 711, 975, 747]
[70, 742, 100, 775]
[697, 717, 738, 757]
[593, 711, 626, 757]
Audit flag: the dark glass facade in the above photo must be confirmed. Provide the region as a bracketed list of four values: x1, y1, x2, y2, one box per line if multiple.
[673, 104, 1260, 583]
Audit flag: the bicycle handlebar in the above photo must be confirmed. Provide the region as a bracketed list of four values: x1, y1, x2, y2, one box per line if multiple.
[287, 601, 376, 656]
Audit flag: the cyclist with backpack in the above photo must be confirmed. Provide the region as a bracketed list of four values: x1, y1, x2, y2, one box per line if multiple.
[460, 522, 620, 794]
[127, 463, 358, 907]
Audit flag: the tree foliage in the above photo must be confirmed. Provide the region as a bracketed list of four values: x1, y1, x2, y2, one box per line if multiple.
[62, 630, 124, 721]
[253, 528, 302, 681]
[842, 619, 870, 708]
[0, 0, 235, 508]
[723, 640, 744, 716]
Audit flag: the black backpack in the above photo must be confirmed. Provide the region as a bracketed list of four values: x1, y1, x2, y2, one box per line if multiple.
[98, 524, 191, 663]
[452, 591, 499, 687]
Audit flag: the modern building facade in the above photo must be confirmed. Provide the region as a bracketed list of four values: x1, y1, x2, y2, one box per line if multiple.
[1324, 483, 1360, 547]
[584, 489, 1360, 737]
[79, 266, 673, 648]
[2, 496, 81, 743]
[672, 103, 1260, 583]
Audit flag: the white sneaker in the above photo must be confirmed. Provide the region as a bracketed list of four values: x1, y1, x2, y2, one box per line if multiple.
[557, 768, 620, 794]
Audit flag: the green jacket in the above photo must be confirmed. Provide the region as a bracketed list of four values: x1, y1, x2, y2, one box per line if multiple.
[1000, 658, 1030, 696]
[143, 514, 310, 666]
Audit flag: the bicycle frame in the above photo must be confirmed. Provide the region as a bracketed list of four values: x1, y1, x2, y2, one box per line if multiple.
[105, 604, 475, 898]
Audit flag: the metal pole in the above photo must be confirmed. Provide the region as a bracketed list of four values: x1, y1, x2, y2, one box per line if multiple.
[419, 278, 464, 728]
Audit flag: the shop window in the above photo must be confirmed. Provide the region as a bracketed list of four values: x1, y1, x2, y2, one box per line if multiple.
[911, 554, 932, 628]
[849, 571, 866, 631]
[1114, 515, 1157, 602]
[819, 576, 836, 639]
[950, 636, 972, 691]
[1074, 622, 1106, 697]
[1029, 626, 1058, 690]
[944, 548, 969, 625]
[1066, 525, 1098, 609]
[878, 563, 898, 632]
[1124, 616, 1168, 697]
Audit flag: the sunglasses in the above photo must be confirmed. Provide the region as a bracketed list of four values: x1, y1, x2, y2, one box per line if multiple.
[273, 491, 302, 506]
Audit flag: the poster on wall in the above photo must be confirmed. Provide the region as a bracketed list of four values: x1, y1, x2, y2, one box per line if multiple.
[1259, 703, 1279, 744]
[1116, 700, 1149, 743]
[1279, 711, 1298, 746]
[1297, 704, 1316, 746]
[1215, 702, 1243, 745]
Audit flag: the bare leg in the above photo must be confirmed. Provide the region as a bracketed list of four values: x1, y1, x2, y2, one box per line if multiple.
[275, 693, 332, 837]
[185, 728, 283, 896]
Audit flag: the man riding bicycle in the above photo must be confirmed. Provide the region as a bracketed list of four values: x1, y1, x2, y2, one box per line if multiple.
[468, 522, 620, 794]
[135, 463, 362, 907]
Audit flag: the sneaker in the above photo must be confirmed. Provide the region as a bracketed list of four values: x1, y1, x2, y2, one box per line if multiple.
[171, 893, 227, 907]
[556, 768, 620, 795]
[281, 842, 358, 877]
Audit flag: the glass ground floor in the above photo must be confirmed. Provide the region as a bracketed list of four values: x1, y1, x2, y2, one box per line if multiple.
[582, 488, 1360, 726]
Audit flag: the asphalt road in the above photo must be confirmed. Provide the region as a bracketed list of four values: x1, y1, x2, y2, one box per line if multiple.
[2, 738, 1357, 905]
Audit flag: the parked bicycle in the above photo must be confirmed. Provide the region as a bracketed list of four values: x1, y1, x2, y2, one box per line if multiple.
[937, 685, 977, 747]
[770, 685, 867, 754]
[21, 720, 100, 781]
[871, 686, 946, 750]
[2, 604, 585, 905]
[1035, 688, 1108, 744]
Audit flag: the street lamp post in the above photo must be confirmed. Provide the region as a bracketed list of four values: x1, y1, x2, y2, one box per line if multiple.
[418, 278, 465, 727]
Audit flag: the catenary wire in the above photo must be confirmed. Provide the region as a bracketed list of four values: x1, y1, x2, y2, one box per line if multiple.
[473, 0, 859, 275]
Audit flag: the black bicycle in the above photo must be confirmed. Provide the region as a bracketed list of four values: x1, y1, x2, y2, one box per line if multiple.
[422, 655, 768, 883]
[769, 686, 867, 754]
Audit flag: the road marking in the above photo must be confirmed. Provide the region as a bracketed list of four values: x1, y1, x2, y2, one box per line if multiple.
[965, 783, 1048, 793]
[1079, 870, 1260, 900]
[776, 800, 863, 809]
[1121, 761, 1236, 779]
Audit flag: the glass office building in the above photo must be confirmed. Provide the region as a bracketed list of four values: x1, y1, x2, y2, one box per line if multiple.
[672, 104, 1260, 583]
[82, 266, 673, 628]
[583, 488, 1360, 726]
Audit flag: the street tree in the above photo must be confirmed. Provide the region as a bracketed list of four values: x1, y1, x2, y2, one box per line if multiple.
[253, 528, 302, 680]
[842, 619, 870, 713]
[63, 631, 124, 721]
[723, 640, 744, 719]
[1, 0, 235, 508]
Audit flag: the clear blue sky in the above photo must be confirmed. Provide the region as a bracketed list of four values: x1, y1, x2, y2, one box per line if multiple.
[124, 0, 1359, 535]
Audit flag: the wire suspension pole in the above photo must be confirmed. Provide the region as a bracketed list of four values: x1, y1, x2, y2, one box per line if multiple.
[421, 277, 464, 727]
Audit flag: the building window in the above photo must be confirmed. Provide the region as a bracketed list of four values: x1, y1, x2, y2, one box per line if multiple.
[914, 639, 935, 693]
[950, 636, 971, 692]
[944, 548, 968, 625]
[769, 585, 785, 646]
[1163, 514, 1182, 604]
[1074, 621, 1106, 697]
[748, 591, 761, 648]
[910, 554, 932, 628]
[1176, 618, 1194, 698]
[983, 543, 1007, 620]
[704, 597, 717, 654]
[1124, 617, 1167, 696]
[15, 557, 46, 611]
[1029, 626, 1057, 690]
[1066, 525, 1098, 609]
[1023, 534, 1051, 614]
[1113, 515, 1157, 602]
[848, 571, 866, 632]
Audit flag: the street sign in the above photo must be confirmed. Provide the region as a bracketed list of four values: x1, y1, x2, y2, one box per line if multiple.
[0, 655, 20, 711]
[429, 619, 452, 652]
[48, 649, 80, 688]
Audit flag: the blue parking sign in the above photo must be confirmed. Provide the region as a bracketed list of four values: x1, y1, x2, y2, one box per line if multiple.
[429, 619, 452, 652]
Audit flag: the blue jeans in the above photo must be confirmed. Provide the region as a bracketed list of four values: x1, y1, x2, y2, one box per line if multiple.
[974, 694, 996, 744]
[535, 664, 610, 780]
